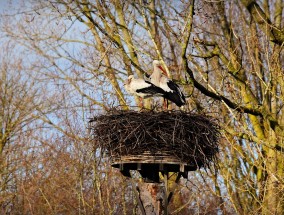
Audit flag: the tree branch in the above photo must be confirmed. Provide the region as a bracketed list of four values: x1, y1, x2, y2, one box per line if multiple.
[241, 0, 284, 45]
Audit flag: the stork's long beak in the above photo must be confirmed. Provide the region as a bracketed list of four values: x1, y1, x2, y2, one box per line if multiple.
[158, 65, 168, 77]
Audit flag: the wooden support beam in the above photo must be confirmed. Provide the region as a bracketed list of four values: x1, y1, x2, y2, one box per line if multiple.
[167, 172, 182, 203]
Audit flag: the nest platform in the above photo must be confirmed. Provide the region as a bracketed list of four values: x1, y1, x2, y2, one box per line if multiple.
[89, 109, 220, 182]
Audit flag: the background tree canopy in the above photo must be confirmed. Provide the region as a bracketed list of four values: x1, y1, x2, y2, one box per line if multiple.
[0, 0, 283, 214]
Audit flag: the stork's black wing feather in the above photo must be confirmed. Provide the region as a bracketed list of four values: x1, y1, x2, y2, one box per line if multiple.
[167, 81, 185, 99]
[136, 81, 166, 95]
[144, 73, 150, 78]
[143, 73, 151, 82]
[164, 80, 186, 107]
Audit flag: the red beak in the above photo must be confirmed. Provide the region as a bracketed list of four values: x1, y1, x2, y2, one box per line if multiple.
[158, 65, 168, 77]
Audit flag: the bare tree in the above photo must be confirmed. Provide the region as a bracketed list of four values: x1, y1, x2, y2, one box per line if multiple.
[0, 41, 50, 211]
[1, 0, 284, 214]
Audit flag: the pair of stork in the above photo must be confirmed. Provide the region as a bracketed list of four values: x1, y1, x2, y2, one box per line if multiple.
[124, 60, 186, 108]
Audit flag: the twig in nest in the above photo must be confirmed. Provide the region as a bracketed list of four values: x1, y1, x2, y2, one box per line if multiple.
[89, 109, 220, 168]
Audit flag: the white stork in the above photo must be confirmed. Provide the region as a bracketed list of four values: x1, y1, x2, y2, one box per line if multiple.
[124, 75, 166, 106]
[150, 60, 186, 107]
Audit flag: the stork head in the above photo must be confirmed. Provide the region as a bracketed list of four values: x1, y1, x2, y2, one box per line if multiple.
[128, 75, 134, 80]
[124, 75, 134, 85]
[152, 60, 167, 76]
[153, 60, 162, 66]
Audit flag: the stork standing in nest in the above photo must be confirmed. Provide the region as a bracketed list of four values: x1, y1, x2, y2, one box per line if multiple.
[147, 60, 186, 108]
[124, 75, 166, 107]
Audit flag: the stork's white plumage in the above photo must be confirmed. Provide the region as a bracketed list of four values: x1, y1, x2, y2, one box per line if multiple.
[151, 60, 167, 86]
[124, 75, 165, 100]
[149, 60, 186, 107]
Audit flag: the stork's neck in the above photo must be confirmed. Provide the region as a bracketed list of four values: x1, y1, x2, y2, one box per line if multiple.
[151, 68, 161, 86]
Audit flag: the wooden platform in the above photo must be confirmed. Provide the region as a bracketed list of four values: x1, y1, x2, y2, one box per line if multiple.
[110, 152, 198, 182]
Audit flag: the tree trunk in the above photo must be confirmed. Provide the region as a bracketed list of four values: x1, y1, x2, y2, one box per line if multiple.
[137, 183, 164, 215]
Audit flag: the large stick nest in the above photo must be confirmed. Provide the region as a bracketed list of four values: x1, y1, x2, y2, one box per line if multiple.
[89, 110, 220, 168]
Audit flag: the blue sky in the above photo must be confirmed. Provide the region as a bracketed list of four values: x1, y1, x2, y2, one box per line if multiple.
[0, 0, 18, 13]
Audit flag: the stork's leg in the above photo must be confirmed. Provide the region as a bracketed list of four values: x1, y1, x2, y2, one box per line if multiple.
[163, 98, 168, 110]
[139, 97, 143, 108]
